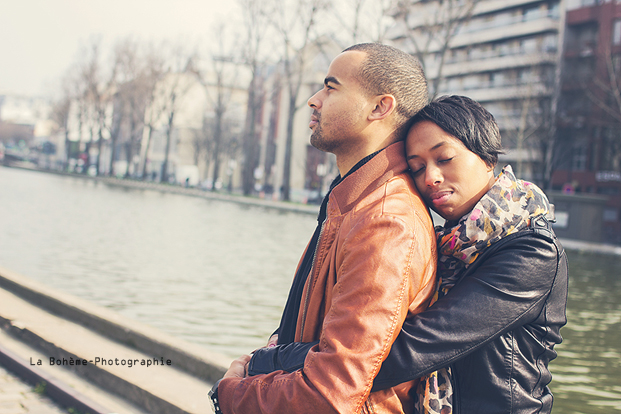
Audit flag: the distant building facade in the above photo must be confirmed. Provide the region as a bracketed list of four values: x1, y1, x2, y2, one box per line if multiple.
[553, 0, 621, 244]
[0, 93, 55, 167]
[389, 0, 564, 182]
[388, 0, 621, 244]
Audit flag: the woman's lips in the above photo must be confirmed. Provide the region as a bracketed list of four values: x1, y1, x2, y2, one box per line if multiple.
[429, 190, 452, 206]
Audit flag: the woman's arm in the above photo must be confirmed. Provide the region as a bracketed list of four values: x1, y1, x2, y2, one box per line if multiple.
[373, 229, 563, 390]
[248, 228, 565, 391]
[248, 340, 319, 376]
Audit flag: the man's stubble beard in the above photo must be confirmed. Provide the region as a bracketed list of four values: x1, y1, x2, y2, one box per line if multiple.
[310, 123, 336, 153]
[310, 115, 344, 154]
[310, 127, 325, 152]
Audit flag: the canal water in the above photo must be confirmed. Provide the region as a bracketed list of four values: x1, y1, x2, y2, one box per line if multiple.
[1, 166, 619, 413]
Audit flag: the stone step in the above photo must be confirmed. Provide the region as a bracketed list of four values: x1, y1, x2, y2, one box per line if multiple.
[0, 267, 231, 414]
[0, 359, 67, 414]
[0, 335, 120, 414]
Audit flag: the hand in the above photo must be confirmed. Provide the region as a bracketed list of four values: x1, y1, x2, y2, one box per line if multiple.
[223, 354, 252, 379]
[267, 334, 278, 347]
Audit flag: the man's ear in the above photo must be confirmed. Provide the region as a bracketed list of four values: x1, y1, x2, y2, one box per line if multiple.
[368, 95, 396, 121]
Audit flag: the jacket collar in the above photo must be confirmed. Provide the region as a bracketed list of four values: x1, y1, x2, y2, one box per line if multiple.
[329, 141, 409, 215]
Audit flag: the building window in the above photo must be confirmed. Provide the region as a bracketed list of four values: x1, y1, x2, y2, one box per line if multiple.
[603, 209, 618, 222]
[597, 186, 620, 195]
[572, 143, 588, 171]
[523, 5, 542, 21]
[548, 2, 560, 18]
[521, 38, 537, 53]
[601, 128, 621, 171]
[614, 19, 621, 45]
[543, 34, 558, 52]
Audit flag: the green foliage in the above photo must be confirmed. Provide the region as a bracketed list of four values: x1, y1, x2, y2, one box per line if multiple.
[67, 408, 90, 414]
[33, 381, 46, 395]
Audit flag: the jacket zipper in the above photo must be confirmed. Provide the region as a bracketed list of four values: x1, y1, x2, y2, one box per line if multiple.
[298, 217, 327, 338]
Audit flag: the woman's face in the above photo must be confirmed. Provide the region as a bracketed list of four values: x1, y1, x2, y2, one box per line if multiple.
[406, 120, 496, 221]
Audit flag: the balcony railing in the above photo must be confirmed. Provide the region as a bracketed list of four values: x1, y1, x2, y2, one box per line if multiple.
[445, 46, 557, 65]
[456, 10, 561, 36]
[443, 83, 553, 102]
[447, 77, 548, 91]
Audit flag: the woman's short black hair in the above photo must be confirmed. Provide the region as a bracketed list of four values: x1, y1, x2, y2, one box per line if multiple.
[409, 95, 504, 167]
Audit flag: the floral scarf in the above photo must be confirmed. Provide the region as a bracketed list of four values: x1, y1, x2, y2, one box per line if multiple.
[414, 165, 552, 414]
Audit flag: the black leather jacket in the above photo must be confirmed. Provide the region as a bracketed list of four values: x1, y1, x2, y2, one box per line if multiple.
[249, 216, 568, 413]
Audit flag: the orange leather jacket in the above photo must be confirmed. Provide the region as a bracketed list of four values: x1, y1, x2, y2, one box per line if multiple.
[218, 142, 437, 413]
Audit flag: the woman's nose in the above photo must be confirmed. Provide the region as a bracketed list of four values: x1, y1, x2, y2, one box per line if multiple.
[425, 166, 443, 187]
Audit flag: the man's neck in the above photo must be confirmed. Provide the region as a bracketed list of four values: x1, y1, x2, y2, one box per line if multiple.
[336, 136, 398, 176]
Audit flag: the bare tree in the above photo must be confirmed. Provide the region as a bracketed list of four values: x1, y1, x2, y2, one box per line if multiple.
[499, 70, 550, 180]
[107, 91, 124, 177]
[267, 0, 328, 201]
[570, 43, 621, 179]
[329, 0, 397, 45]
[50, 75, 74, 171]
[110, 37, 152, 178]
[195, 24, 241, 190]
[191, 113, 214, 174]
[142, 42, 197, 183]
[238, 0, 271, 196]
[74, 84, 89, 173]
[393, 0, 480, 97]
[76, 39, 120, 176]
[140, 45, 168, 180]
[584, 45, 621, 124]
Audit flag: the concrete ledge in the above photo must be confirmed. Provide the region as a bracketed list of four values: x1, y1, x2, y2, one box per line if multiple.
[558, 238, 621, 256]
[0, 343, 114, 414]
[0, 266, 229, 384]
[97, 176, 320, 215]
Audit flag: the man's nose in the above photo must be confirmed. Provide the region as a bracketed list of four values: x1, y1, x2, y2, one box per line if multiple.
[307, 90, 322, 108]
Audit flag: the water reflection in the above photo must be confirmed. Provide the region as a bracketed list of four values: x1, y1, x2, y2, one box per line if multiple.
[550, 251, 621, 413]
[1, 166, 620, 413]
[0, 167, 316, 357]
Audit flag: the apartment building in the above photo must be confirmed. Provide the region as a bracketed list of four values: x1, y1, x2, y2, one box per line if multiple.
[389, 0, 565, 182]
[553, 0, 621, 244]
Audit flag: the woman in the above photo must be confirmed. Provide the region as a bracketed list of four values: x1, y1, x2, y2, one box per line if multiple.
[247, 95, 568, 413]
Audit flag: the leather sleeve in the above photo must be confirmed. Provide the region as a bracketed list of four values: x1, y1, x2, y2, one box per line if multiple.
[372, 231, 560, 391]
[247, 232, 562, 393]
[217, 211, 436, 414]
[247, 341, 318, 376]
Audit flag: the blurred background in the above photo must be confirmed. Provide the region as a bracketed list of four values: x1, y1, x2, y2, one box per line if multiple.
[1, 0, 621, 242]
[1, 1, 620, 412]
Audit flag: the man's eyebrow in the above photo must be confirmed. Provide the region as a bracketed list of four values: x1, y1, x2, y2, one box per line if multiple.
[324, 76, 340, 86]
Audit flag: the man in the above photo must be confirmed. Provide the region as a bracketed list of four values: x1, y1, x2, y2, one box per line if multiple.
[209, 43, 436, 414]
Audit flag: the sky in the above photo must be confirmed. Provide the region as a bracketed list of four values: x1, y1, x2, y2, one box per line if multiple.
[0, 0, 240, 97]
